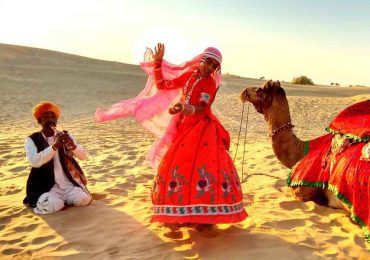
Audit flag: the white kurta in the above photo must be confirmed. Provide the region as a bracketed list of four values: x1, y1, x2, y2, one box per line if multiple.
[25, 132, 91, 214]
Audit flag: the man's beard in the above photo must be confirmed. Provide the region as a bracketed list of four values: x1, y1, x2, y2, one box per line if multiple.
[44, 121, 56, 128]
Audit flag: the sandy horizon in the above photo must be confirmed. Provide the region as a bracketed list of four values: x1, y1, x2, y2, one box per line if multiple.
[0, 43, 369, 259]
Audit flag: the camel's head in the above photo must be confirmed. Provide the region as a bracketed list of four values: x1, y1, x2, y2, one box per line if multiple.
[239, 80, 285, 114]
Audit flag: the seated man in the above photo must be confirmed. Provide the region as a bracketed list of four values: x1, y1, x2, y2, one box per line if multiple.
[24, 101, 92, 214]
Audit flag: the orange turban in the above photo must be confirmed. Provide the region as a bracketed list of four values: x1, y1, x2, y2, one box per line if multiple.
[32, 101, 61, 120]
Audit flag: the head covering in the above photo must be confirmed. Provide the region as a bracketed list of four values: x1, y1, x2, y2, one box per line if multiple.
[202, 47, 222, 65]
[32, 101, 61, 120]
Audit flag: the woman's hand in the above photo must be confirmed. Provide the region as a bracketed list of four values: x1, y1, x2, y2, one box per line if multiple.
[154, 43, 165, 62]
[169, 103, 183, 114]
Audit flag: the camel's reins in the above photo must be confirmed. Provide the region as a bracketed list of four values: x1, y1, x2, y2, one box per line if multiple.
[233, 102, 283, 183]
[233, 102, 250, 183]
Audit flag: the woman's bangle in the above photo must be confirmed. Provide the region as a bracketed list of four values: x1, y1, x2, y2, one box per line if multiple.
[154, 61, 162, 69]
[52, 144, 57, 151]
[190, 105, 195, 115]
[182, 104, 195, 115]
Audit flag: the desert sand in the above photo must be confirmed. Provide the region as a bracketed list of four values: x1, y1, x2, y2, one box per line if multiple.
[0, 43, 369, 259]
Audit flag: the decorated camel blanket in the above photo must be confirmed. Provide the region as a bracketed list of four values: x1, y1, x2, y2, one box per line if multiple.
[287, 100, 370, 241]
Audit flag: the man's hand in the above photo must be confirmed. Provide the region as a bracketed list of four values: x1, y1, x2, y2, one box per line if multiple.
[169, 103, 183, 114]
[52, 133, 75, 150]
[154, 43, 165, 62]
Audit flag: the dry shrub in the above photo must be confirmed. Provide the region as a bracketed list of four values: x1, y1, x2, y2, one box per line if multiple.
[291, 76, 314, 85]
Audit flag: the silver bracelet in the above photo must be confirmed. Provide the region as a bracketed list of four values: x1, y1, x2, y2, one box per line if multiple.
[182, 104, 195, 115]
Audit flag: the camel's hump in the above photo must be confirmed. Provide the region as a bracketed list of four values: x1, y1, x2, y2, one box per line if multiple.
[327, 100, 370, 141]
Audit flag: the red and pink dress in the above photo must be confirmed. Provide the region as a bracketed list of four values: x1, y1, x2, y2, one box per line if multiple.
[287, 100, 370, 241]
[151, 70, 247, 223]
[95, 49, 247, 224]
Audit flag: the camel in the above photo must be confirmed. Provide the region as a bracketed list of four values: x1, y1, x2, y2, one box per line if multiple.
[239, 80, 351, 210]
[240, 81, 370, 242]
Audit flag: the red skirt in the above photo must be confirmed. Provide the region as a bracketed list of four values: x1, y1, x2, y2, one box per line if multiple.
[151, 114, 248, 224]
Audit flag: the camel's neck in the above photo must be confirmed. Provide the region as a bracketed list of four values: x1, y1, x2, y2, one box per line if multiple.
[265, 96, 305, 168]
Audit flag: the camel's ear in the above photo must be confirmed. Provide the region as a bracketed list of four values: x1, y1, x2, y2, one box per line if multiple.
[261, 80, 271, 92]
[240, 88, 249, 102]
[267, 80, 273, 88]
[277, 80, 281, 87]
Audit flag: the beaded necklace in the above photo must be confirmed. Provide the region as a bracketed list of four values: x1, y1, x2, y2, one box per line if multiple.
[183, 73, 203, 105]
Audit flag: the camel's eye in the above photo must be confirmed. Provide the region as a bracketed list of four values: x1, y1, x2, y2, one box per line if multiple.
[256, 88, 263, 94]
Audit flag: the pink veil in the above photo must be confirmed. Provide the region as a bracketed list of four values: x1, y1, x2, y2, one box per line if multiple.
[95, 48, 221, 169]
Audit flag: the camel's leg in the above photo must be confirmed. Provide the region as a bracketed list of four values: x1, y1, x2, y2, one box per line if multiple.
[324, 190, 351, 214]
[292, 187, 351, 214]
[291, 187, 329, 206]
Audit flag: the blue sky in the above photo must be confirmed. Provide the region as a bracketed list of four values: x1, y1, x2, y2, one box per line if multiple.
[1, 0, 370, 86]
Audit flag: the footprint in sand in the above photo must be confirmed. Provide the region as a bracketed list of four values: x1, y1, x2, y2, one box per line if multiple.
[133, 175, 150, 182]
[127, 150, 136, 156]
[106, 187, 129, 196]
[309, 215, 332, 228]
[31, 235, 56, 245]
[0, 216, 11, 225]
[20, 242, 29, 247]
[8, 166, 26, 173]
[263, 218, 306, 230]
[8, 208, 29, 219]
[2, 185, 23, 195]
[279, 200, 310, 211]
[264, 155, 275, 160]
[13, 223, 37, 232]
[0, 205, 8, 213]
[107, 155, 120, 161]
[91, 193, 107, 200]
[101, 159, 113, 164]
[327, 236, 346, 244]
[109, 169, 125, 176]
[2, 248, 22, 255]
[116, 182, 133, 189]
[126, 155, 136, 161]
[6, 238, 23, 245]
[2, 154, 13, 159]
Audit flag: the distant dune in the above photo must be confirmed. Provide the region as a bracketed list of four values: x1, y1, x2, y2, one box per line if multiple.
[0, 43, 146, 123]
[0, 43, 369, 259]
[0, 43, 368, 122]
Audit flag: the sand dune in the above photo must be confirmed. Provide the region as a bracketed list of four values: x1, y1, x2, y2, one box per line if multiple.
[0, 44, 369, 259]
